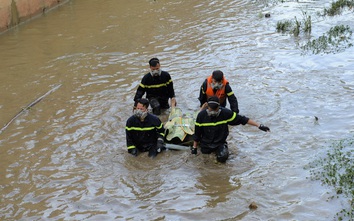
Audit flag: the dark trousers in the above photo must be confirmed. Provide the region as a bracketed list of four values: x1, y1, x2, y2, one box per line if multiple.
[137, 143, 159, 158]
[201, 143, 229, 163]
[149, 98, 169, 115]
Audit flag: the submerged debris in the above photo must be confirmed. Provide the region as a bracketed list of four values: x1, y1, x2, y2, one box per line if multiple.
[249, 202, 258, 210]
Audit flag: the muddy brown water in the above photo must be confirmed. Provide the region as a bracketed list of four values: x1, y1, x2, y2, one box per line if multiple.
[1, 0, 354, 220]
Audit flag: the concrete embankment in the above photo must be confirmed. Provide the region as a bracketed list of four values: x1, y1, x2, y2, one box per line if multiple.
[0, 0, 69, 34]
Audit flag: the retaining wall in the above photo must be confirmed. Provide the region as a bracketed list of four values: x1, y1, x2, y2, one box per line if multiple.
[0, 0, 69, 34]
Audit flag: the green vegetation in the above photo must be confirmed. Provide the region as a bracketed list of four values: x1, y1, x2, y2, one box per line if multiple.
[276, 12, 311, 37]
[319, 0, 354, 16]
[301, 25, 353, 54]
[307, 137, 354, 220]
[275, 0, 354, 54]
[276, 20, 293, 33]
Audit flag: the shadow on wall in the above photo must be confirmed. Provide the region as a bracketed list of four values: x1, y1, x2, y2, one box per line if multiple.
[0, 0, 71, 34]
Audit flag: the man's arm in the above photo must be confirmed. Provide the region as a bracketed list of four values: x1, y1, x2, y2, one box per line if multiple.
[198, 80, 208, 107]
[165, 73, 176, 99]
[191, 114, 203, 155]
[133, 75, 148, 104]
[225, 83, 239, 113]
[156, 120, 165, 140]
[126, 118, 137, 155]
[247, 119, 270, 132]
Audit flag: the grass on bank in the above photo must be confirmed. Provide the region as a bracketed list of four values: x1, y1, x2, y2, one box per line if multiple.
[306, 137, 354, 221]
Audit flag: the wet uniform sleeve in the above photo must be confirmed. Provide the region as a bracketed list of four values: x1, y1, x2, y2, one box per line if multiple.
[198, 80, 208, 107]
[225, 83, 239, 113]
[133, 74, 148, 103]
[155, 118, 165, 141]
[166, 72, 175, 98]
[193, 112, 203, 142]
[228, 112, 249, 126]
[125, 117, 136, 150]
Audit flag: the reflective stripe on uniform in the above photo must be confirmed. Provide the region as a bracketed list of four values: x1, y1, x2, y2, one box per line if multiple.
[195, 112, 236, 127]
[126, 123, 163, 131]
[156, 123, 163, 129]
[127, 145, 136, 149]
[139, 79, 172, 89]
[126, 126, 155, 131]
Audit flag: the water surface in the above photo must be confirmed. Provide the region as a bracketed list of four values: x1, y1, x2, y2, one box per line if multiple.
[1, 0, 354, 220]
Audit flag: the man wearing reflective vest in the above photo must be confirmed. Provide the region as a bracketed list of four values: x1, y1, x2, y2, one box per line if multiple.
[198, 70, 239, 113]
[134, 57, 176, 115]
[126, 98, 166, 158]
[192, 96, 270, 163]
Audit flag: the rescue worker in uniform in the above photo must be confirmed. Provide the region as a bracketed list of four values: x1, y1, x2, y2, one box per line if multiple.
[126, 98, 166, 158]
[198, 70, 239, 113]
[134, 57, 176, 115]
[192, 96, 270, 163]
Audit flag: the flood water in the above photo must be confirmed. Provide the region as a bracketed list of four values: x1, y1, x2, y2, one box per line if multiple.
[1, 0, 354, 220]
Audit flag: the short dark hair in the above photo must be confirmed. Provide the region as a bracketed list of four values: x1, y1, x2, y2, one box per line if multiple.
[207, 96, 220, 110]
[138, 98, 150, 108]
[149, 58, 160, 67]
[212, 70, 224, 82]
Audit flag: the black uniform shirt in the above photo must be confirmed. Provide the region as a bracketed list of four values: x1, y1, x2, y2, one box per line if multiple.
[194, 107, 249, 148]
[134, 71, 175, 102]
[126, 113, 165, 150]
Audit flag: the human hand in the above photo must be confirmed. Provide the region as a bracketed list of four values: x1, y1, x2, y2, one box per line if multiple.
[191, 147, 197, 155]
[171, 97, 177, 107]
[128, 148, 137, 156]
[259, 124, 270, 132]
[156, 139, 166, 152]
[200, 102, 208, 111]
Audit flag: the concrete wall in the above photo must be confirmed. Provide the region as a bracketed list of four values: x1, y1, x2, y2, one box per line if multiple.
[0, 0, 69, 34]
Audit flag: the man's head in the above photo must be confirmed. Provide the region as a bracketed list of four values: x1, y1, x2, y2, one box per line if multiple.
[136, 98, 149, 110]
[207, 96, 220, 110]
[206, 96, 221, 117]
[149, 58, 161, 77]
[149, 58, 160, 67]
[212, 70, 224, 82]
[135, 98, 149, 120]
[211, 70, 224, 90]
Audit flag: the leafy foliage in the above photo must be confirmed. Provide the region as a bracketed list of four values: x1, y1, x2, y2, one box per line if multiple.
[274, 0, 354, 54]
[276, 12, 311, 37]
[301, 25, 353, 54]
[319, 0, 354, 16]
[307, 137, 354, 220]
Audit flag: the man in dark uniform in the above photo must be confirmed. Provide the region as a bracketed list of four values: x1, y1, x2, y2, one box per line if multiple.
[192, 96, 270, 163]
[198, 70, 239, 113]
[134, 58, 176, 115]
[126, 98, 166, 158]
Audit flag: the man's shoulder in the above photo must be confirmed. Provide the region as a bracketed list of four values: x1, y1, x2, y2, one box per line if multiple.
[225, 82, 232, 88]
[220, 107, 234, 115]
[147, 113, 161, 122]
[126, 115, 138, 124]
[196, 109, 208, 119]
[161, 71, 171, 78]
[142, 72, 152, 79]
[201, 79, 208, 88]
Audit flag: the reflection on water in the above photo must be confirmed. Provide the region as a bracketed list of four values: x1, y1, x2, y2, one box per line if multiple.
[1, 0, 354, 220]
